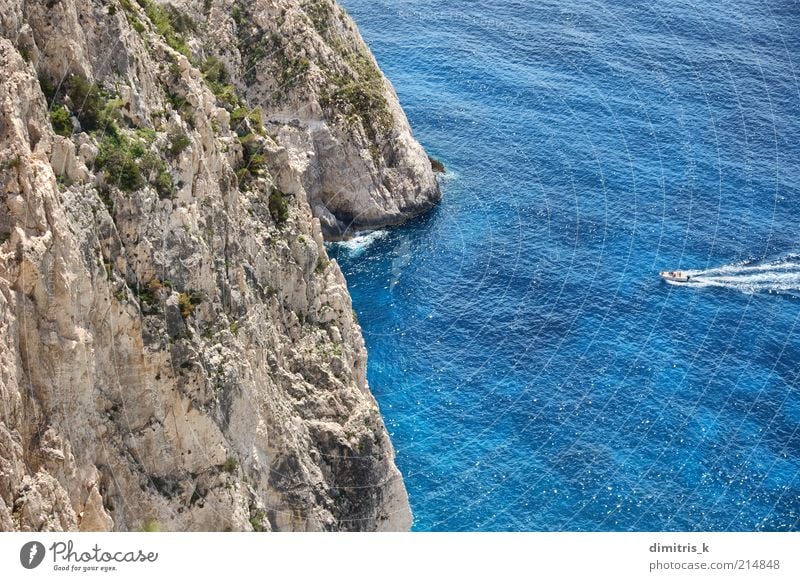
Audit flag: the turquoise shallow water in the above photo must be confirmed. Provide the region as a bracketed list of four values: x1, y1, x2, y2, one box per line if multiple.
[331, 0, 800, 530]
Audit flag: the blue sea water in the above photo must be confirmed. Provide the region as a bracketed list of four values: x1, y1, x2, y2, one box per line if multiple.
[332, 0, 800, 530]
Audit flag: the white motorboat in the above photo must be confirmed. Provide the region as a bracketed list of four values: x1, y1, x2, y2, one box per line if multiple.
[659, 270, 691, 283]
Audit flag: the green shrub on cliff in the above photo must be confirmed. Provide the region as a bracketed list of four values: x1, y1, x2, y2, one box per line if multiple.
[230, 107, 248, 123]
[95, 131, 174, 197]
[49, 105, 72, 137]
[42, 74, 120, 135]
[304, 0, 334, 36]
[165, 88, 195, 126]
[178, 290, 204, 319]
[320, 52, 392, 146]
[201, 55, 229, 86]
[235, 132, 271, 186]
[200, 56, 243, 111]
[278, 56, 310, 87]
[249, 508, 267, 531]
[247, 107, 263, 128]
[221, 457, 238, 473]
[96, 133, 145, 192]
[137, 0, 194, 58]
[167, 127, 191, 157]
[38, 74, 57, 103]
[66, 76, 116, 132]
[40, 66, 183, 200]
[268, 188, 289, 226]
[153, 168, 175, 199]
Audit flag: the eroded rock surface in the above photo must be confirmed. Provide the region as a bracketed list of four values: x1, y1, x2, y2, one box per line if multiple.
[0, 0, 431, 531]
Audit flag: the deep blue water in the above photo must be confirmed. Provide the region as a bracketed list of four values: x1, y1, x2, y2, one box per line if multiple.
[331, 0, 800, 530]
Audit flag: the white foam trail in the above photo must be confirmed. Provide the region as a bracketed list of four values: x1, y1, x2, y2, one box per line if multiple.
[437, 169, 459, 184]
[679, 255, 800, 295]
[331, 230, 388, 257]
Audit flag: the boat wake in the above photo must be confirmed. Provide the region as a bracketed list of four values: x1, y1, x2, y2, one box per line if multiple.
[672, 254, 800, 295]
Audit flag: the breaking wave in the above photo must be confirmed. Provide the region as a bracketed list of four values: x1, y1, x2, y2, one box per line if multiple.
[329, 230, 388, 257]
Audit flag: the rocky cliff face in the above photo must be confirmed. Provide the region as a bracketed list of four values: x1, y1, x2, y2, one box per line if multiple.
[209, 0, 442, 239]
[0, 0, 434, 531]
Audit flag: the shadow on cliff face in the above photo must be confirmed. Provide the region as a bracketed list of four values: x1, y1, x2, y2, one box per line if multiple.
[265, 427, 393, 531]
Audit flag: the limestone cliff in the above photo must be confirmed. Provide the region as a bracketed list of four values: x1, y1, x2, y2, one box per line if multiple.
[0, 0, 434, 531]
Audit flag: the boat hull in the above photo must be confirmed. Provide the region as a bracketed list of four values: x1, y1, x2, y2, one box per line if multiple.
[659, 271, 691, 283]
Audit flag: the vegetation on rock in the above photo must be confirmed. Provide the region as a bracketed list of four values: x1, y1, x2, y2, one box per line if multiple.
[178, 290, 205, 319]
[269, 187, 290, 225]
[49, 105, 72, 137]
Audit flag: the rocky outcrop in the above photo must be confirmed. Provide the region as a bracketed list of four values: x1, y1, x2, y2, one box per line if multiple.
[0, 0, 429, 531]
[202, 0, 441, 238]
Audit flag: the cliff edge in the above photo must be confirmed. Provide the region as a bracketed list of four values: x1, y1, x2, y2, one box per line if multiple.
[0, 0, 430, 531]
